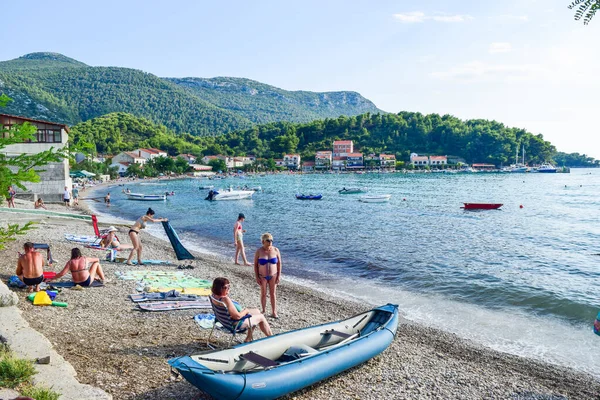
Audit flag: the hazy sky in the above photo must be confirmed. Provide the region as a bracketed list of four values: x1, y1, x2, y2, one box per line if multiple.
[2, 0, 598, 158]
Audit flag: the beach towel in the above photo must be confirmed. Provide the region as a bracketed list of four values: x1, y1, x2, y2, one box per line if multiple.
[64, 233, 100, 245]
[111, 258, 175, 265]
[138, 299, 211, 312]
[43, 272, 56, 280]
[161, 221, 195, 261]
[194, 313, 219, 329]
[49, 280, 104, 288]
[145, 287, 212, 296]
[129, 292, 202, 302]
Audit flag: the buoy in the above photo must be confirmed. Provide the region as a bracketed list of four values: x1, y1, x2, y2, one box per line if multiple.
[403, 198, 406, 201]
[520, 205, 523, 209]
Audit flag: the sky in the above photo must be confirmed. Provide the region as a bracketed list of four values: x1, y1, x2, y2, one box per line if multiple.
[2, 0, 599, 158]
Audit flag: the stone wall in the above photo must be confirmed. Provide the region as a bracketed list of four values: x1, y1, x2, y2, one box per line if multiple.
[18, 159, 72, 203]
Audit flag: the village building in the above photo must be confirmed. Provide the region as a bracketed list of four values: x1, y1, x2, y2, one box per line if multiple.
[429, 156, 447, 166]
[275, 159, 285, 167]
[283, 154, 301, 170]
[315, 151, 332, 170]
[302, 161, 315, 172]
[332, 140, 353, 157]
[380, 154, 396, 169]
[410, 153, 429, 166]
[178, 154, 197, 164]
[112, 162, 130, 175]
[345, 153, 364, 169]
[112, 151, 146, 165]
[472, 163, 496, 171]
[332, 156, 346, 170]
[136, 148, 167, 160]
[0, 113, 71, 201]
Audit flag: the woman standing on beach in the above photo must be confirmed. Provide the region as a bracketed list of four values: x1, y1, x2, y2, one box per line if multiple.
[126, 208, 167, 265]
[234, 213, 251, 266]
[254, 233, 282, 318]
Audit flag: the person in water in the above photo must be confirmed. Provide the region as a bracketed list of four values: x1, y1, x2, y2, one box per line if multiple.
[126, 208, 168, 265]
[16, 242, 44, 292]
[104, 192, 111, 206]
[100, 226, 133, 251]
[233, 213, 251, 266]
[211, 277, 272, 342]
[253, 233, 282, 318]
[51, 248, 106, 287]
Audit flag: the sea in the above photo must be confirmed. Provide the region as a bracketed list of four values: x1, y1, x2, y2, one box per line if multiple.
[89, 168, 600, 377]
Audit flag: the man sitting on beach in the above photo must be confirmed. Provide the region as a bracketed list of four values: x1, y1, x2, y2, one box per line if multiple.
[16, 242, 44, 293]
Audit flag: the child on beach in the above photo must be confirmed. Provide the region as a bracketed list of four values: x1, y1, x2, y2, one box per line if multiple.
[72, 185, 79, 205]
[234, 213, 251, 266]
[63, 186, 71, 207]
[211, 277, 272, 342]
[254, 233, 282, 318]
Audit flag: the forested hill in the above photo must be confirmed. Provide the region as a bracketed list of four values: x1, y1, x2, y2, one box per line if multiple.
[166, 77, 381, 124]
[0, 53, 252, 136]
[71, 111, 575, 167]
[0, 53, 381, 135]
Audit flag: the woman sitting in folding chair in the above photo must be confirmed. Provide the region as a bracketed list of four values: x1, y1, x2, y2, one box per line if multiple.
[210, 277, 273, 343]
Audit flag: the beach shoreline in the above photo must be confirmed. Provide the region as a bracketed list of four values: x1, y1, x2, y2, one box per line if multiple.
[0, 194, 599, 399]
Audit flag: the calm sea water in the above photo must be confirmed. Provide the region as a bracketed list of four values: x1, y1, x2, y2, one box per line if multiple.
[92, 169, 600, 376]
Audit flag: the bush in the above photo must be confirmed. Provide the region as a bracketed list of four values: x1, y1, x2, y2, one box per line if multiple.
[0, 347, 36, 388]
[21, 384, 61, 400]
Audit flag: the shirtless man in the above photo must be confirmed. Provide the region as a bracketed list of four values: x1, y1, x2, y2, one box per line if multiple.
[50, 248, 106, 287]
[16, 242, 44, 292]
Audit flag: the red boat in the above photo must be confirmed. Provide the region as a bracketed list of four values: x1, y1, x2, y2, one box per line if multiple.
[462, 203, 503, 210]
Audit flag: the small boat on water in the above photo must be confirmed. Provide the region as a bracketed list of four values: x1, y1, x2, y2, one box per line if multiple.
[359, 194, 391, 203]
[536, 163, 557, 173]
[125, 193, 166, 201]
[462, 203, 503, 210]
[338, 187, 367, 194]
[199, 185, 214, 190]
[296, 194, 322, 200]
[207, 189, 254, 201]
[169, 304, 398, 400]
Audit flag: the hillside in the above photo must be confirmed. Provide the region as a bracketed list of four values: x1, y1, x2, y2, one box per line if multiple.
[166, 77, 382, 124]
[0, 53, 382, 135]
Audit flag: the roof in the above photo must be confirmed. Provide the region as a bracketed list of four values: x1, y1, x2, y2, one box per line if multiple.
[0, 113, 70, 133]
[380, 154, 396, 159]
[190, 164, 212, 171]
[303, 161, 315, 166]
[347, 153, 363, 157]
[411, 156, 428, 161]
[333, 140, 353, 145]
[429, 156, 447, 160]
[203, 155, 218, 160]
[316, 150, 332, 154]
[284, 154, 300, 157]
[124, 152, 143, 159]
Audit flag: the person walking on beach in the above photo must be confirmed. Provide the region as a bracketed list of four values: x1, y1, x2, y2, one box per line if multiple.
[234, 213, 251, 266]
[254, 233, 282, 318]
[72, 185, 79, 206]
[7, 186, 16, 208]
[50, 248, 106, 287]
[63, 186, 71, 207]
[126, 208, 168, 265]
[16, 242, 44, 293]
[211, 277, 273, 342]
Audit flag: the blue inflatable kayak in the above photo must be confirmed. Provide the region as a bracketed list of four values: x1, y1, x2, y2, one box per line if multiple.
[169, 304, 398, 400]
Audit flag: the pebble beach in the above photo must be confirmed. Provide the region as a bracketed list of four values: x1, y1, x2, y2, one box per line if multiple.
[0, 195, 599, 399]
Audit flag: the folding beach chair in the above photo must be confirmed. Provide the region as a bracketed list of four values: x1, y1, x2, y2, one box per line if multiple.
[206, 295, 253, 349]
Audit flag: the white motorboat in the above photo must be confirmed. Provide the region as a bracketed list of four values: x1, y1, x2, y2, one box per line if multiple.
[211, 189, 254, 201]
[536, 163, 557, 173]
[126, 193, 166, 201]
[359, 194, 391, 203]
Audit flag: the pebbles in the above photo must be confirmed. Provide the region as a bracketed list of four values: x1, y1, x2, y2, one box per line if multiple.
[1, 204, 599, 399]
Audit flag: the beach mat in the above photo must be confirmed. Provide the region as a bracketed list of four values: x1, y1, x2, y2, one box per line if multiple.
[129, 292, 202, 302]
[138, 300, 211, 312]
[112, 259, 175, 266]
[161, 221, 195, 261]
[49, 280, 104, 288]
[64, 233, 99, 244]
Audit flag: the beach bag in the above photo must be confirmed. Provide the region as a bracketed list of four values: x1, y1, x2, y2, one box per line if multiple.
[33, 291, 52, 306]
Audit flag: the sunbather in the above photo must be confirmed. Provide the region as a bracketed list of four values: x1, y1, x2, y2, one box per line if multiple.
[100, 226, 133, 251]
[16, 242, 44, 292]
[34, 198, 47, 210]
[211, 277, 272, 342]
[50, 248, 106, 287]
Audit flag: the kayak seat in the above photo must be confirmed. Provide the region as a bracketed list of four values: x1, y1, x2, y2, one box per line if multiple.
[321, 329, 351, 339]
[279, 344, 318, 362]
[240, 351, 278, 369]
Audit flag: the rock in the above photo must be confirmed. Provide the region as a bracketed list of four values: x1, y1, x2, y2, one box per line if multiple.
[0, 388, 20, 399]
[0, 291, 18, 307]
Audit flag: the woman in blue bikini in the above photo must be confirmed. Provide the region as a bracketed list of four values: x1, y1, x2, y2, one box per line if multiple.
[253, 232, 282, 318]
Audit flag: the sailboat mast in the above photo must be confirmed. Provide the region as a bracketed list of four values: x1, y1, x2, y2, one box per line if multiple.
[522, 144, 525, 165]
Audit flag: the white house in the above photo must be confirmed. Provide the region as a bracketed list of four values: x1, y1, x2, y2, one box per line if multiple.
[178, 153, 197, 164]
[380, 154, 396, 168]
[410, 153, 429, 166]
[315, 151, 332, 170]
[283, 154, 301, 170]
[0, 113, 71, 201]
[136, 148, 167, 160]
[429, 156, 447, 166]
[113, 151, 146, 165]
[110, 162, 130, 175]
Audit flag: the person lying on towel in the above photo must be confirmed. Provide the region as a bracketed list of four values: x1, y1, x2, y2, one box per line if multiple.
[16, 242, 44, 293]
[49, 248, 107, 287]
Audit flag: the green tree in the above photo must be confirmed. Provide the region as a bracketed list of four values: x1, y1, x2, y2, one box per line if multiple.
[569, 0, 599, 24]
[174, 156, 190, 174]
[126, 163, 142, 177]
[208, 158, 227, 172]
[0, 94, 66, 249]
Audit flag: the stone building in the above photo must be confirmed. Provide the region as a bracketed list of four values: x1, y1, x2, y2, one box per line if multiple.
[0, 114, 71, 202]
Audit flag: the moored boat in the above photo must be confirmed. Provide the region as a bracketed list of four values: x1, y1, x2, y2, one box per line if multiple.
[359, 194, 391, 203]
[125, 193, 166, 201]
[296, 194, 322, 200]
[536, 163, 557, 173]
[210, 190, 254, 201]
[169, 304, 398, 400]
[462, 203, 503, 210]
[338, 187, 368, 194]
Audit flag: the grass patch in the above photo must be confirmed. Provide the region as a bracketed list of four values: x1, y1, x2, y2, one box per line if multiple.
[0, 347, 36, 388]
[21, 384, 61, 400]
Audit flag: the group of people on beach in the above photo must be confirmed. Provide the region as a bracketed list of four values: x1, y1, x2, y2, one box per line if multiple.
[16, 242, 107, 293]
